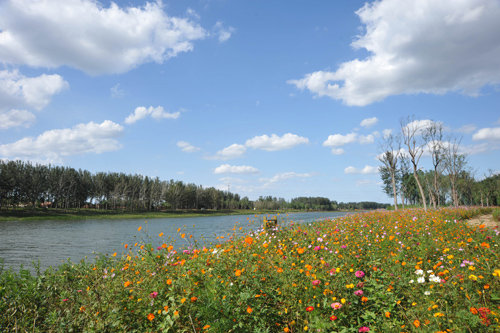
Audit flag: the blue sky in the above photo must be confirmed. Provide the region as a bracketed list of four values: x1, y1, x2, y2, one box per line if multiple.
[1, 0, 499, 202]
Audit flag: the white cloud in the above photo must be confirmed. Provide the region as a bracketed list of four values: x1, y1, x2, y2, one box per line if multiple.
[456, 124, 477, 134]
[213, 21, 235, 43]
[323, 132, 374, 154]
[331, 148, 345, 155]
[360, 117, 378, 128]
[323, 133, 358, 147]
[344, 165, 379, 174]
[288, 0, 500, 106]
[260, 172, 313, 187]
[125, 106, 180, 124]
[0, 69, 68, 110]
[0, 0, 206, 75]
[110, 84, 125, 98]
[403, 119, 435, 135]
[358, 134, 375, 144]
[0, 109, 36, 129]
[213, 164, 259, 175]
[0, 120, 123, 162]
[245, 133, 309, 151]
[210, 143, 246, 160]
[177, 141, 200, 153]
[382, 129, 393, 139]
[472, 127, 500, 141]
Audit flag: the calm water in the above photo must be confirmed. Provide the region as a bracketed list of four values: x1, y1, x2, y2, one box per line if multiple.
[0, 211, 351, 272]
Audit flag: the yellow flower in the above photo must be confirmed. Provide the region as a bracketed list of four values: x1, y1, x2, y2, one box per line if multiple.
[469, 274, 478, 281]
[341, 298, 346, 304]
[137, 226, 142, 231]
[493, 269, 500, 277]
[434, 312, 445, 317]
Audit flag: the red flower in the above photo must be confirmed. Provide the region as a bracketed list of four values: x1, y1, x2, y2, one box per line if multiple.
[330, 315, 337, 321]
[306, 306, 314, 312]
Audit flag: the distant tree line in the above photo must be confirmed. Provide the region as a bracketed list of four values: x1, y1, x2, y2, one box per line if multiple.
[379, 117, 499, 209]
[0, 160, 389, 211]
[252, 196, 388, 211]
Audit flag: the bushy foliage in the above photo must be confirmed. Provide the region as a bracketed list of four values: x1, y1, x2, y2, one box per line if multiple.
[1, 207, 498, 332]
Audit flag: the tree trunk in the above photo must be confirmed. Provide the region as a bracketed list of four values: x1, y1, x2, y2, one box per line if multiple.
[391, 172, 398, 211]
[413, 168, 427, 211]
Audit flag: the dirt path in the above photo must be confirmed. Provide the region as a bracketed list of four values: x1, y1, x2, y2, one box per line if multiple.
[466, 214, 500, 229]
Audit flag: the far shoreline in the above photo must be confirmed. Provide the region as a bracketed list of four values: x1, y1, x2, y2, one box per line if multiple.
[0, 207, 361, 222]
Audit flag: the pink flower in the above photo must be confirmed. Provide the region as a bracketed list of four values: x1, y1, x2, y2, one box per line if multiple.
[359, 327, 370, 332]
[312, 280, 321, 286]
[354, 289, 364, 296]
[62, 299, 68, 302]
[149, 291, 158, 298]
[355, 270, 365, 278]
[314, 246, 321, 251]
[331, 302, 342, 310]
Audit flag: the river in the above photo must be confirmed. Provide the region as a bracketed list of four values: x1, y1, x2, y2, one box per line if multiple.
[0, 211, 352, 273]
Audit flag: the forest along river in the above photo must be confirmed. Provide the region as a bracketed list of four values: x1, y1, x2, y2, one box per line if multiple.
[0, 211, 352, 273]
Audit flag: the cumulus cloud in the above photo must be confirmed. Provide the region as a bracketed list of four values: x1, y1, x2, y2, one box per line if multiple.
[209, 143, 247, 160]
[360, 117, 378, 128]
[472, 127, 500, 141]
[403, 119, 436, 135]
[213, 164, 259, 175]
[0, 109, 36, 129]
[0, 0, 207, 75]
[322, 132, 374, 154]
[0, 120, 123, 162]
[0, 69, 68, 129]
[246, 133, 309, 151]
[213, 21, 235, 43]
[288, 0, 500, 106]
[344, 165, 379, 174]
[177, 141, 200, 153]
[125, 106, 180, 124]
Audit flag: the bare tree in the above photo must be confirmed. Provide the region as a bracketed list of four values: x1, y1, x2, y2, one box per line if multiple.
[424, 122, 444, 209]
[378, 134, 401, 210]
[401, 117, 428, 211]
[444, 137, 466, 207]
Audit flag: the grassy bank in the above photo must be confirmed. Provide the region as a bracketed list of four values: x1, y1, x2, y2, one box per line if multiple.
[1, 207, 498, 332]
[0, 208, 308, 222]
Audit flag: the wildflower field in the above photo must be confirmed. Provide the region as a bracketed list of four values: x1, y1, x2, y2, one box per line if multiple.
[1, 207, 498, 332]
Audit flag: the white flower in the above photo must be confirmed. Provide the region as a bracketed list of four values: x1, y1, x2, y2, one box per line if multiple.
[427, 270, 433, 274]
[429, 275, 441, 283]
[409, 280, 414, 284]
[424, 291, 431, 295]
[417, 277, 426, 283]
[415, 269, 424, 275]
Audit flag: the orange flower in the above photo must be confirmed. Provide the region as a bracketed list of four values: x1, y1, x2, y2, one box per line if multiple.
[235, 269, 242, 277]
[159, 232, 164, 237]
[203, 325, 210, 330]
[181, 233, 186, 238]
[385, 312, 391, 318]
[277, 267, 283, 273]
[163, 305, 169, 312]
[137, 226, 142, 231]
[247, 306, 253, 314]
[166, 279, 172, 285]
[470, 307, 478, 315]
[124, 281, 131, 287]
[112, 252, 117, 257]
[297, 247, 305, 254]
[191, 296, 198, 302]
[245, 236, 254, 245]
[413, 319, 420, 328]
[481, 242, 490, 249]
[361, 296, 368, 302]
[147, 313, 155, 321]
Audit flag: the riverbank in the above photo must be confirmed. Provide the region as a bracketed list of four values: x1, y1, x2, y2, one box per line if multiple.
[0, 207, 355, 222]
[1, 207, 496, 332]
